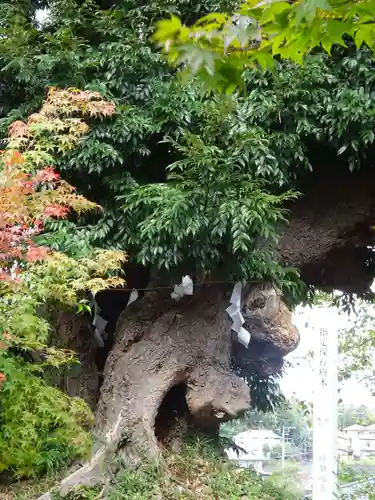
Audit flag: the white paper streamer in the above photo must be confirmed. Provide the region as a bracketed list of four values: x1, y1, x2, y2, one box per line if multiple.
[171, 275, 194, 300]
[230, 282, 242, 308]
[90, 288, 140, 347]
[226, 282, 251, 348]
[90, 297, 107, 347]
[127, 289, 139, 306]
[237, 326, 251, 348]
[92, 314, 107, 347]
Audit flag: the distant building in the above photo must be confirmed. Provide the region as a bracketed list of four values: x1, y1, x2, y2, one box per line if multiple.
[226, 429, 282, 470]
[342, 424, 375, 457]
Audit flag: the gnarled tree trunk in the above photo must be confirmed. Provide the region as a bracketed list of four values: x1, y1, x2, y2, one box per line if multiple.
[39, 282, 298, 498]
[38, 165, 375, 498]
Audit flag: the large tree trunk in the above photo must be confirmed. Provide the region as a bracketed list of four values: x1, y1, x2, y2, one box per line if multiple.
[39, 282, 298, 498]
[96, 280, 298, 456]
[96, 285, 251, 459]
[277, 165, 375, 295]
[38, 166, 375, 498]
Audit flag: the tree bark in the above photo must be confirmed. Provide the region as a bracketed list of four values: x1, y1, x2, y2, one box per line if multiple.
[38, 166, 375, 498]
[49, 311, 99, 410]
[277, 165, 375, 295]
[95, 285, 251, 461]
[39, 282, 298, 498]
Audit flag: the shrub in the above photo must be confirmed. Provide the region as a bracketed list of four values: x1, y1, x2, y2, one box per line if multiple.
[0, 356, 92, 478]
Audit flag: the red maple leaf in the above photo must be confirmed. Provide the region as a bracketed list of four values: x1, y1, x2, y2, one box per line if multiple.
[5, 151, 25, 166]
[0, 270, 12, 281]
[22, 180, 35, 193]
[26, 245, 48, 262]
[43, 204, 69, 218]
[8, 120, 28, 138]
[36, 167, 61, 183]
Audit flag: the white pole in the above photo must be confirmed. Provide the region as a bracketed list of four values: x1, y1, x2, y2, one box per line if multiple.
[313, 318, 338, 500]
[282, 426, 285, 471]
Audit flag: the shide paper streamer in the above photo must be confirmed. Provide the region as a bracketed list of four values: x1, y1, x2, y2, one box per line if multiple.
[171, 275, 194, 300]
[226, 282, 251, 348]
[171, 277, 251, 348]
[90, 295, 107, 347]
[90, 279, 250, 349]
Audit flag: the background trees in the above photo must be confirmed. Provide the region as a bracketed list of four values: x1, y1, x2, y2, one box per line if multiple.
[338, 404, 375, 428]
[222, 398, 313, 455]
[339, 301, 375, 392]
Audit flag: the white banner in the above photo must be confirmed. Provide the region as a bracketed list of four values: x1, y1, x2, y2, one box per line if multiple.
[313, 321, 338, 500]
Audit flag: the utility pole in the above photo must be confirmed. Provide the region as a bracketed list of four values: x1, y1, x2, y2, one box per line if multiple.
[312, 319, 338, 500]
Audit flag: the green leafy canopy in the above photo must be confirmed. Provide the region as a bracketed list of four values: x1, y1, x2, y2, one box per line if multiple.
[2, 1, 375, 298]
[154, 0, 375, 92]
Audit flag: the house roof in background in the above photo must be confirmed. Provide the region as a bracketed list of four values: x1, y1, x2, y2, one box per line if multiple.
[343, 424, 366, 431]
[234, 429, 282, 441]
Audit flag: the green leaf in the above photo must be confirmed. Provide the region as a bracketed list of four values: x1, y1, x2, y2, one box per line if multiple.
[321, 37, 333, 54]
[259, 2, 291, 24]
[254, 51, 275, 70]
[270, 33, 286, 54]
[326, 19, 351, 46]
[153, 15, 182, 43]
[337, 144, 348, 155]
[354, 25, 375, 49]
[194, 12, 229, 27]
[300, 0, 332, 24]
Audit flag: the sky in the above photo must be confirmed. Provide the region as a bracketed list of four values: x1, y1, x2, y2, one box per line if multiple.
[281, 305, 375, 408]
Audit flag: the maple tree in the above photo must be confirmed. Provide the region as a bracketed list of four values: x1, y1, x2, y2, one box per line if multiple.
[0, 87, 125, 477]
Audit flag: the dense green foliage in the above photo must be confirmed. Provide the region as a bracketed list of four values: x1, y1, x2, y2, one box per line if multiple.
[0, 89, 124, 478]
[155, 0, 375, 93]
[0, 251, 124, 477]
[342, 481, 375, 500]
[0, 360, 92, 478]
[2, 1, 375, 284]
